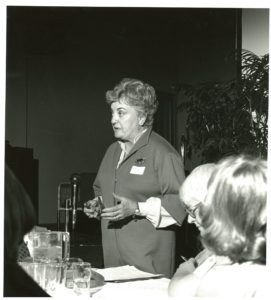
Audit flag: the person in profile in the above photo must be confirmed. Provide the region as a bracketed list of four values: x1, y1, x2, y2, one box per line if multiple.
[84, 78, 186, 278]
[169, 163, 215, 291]
[4, 164, 49, 297]
[169, 155, 268, 298]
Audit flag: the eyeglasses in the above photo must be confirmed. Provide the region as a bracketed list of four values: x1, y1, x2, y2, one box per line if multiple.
[183, 204, 199, 219]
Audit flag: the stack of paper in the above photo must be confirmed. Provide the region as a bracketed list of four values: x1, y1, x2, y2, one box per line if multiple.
[94, 265, 163, 282]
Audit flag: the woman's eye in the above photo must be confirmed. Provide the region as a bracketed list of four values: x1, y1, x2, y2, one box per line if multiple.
[118, 111, 125, 117]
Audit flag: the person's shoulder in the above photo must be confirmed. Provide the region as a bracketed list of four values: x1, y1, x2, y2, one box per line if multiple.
[107, 140, 119, 150]
[98, 141, 120, 166]
[252, 265, 270, 297]
[231, 262, 267, 274]
[149, 131, 178, 153]
[168, 272, 201, 297]
[211, 262, 267, 289]
[230, 263, 268, 296]
[240, 263, 269, 279]
[103, 141, 119, 154]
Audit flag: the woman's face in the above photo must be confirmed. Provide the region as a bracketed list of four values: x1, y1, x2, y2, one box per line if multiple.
[184, 203, 201, 228]
[110, 99, 143, 143]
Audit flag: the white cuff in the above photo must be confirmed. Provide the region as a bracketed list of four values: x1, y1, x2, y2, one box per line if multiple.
[138, 197, 161, 227]
[138, 197, 176, 228]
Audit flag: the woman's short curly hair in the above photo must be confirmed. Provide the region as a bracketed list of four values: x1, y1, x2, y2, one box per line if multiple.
[105, 78, 158, 127]
[198, 155, 267, 264]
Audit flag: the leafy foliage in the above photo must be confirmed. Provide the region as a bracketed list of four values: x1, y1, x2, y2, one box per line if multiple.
[177, 50, 268, 163]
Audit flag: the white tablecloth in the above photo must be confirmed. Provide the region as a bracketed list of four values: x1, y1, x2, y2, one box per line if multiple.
[48, 277, 170, 298]
[93, 278, 170, 299]
[46, 265, 170, 298]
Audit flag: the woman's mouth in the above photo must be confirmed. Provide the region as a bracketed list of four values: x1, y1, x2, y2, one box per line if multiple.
[113, 127, 122, 135]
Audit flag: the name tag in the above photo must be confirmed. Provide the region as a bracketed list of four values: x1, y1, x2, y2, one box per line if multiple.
[130, 166, 145, 175]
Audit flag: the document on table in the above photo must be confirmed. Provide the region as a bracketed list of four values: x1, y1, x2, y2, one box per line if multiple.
[92, 278, 170, 298]
[94, 265, 163, 282]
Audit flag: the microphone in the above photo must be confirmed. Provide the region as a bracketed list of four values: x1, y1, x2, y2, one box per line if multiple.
[70, 173, 80, 231]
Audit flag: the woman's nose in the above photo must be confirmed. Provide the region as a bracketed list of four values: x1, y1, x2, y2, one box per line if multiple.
[111, 114, 117, 124]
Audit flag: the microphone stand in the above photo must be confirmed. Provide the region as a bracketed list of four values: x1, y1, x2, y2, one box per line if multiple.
[70, 173, 80, 247]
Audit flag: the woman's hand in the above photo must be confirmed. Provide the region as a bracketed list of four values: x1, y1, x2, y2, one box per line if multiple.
[84, 197, 103, 219]
[101, 193, 138, 221]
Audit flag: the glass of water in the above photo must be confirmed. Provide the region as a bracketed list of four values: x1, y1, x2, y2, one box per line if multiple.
[44, 261, 64, 296]
[72, 262, 91, 297]
[63, 257, 84, 289]
[19, 258, 47, 289]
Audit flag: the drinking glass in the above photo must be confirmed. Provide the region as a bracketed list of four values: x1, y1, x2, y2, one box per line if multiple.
[19, 258, 47, 289]
[72, 262, 91, 297]
[44, 261, 64, 296]
[63, 257, 84, 289]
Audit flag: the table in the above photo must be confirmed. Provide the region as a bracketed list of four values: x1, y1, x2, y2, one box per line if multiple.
[92, 277, 170, 298]
[49, 277, 170, 298]
[47, 266, 170, 298]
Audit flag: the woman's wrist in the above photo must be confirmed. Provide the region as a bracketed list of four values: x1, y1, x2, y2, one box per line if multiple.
[134, 202, 140, 216]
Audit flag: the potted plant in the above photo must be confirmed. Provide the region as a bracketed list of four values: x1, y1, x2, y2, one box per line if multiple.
[177, 50, 268, 164]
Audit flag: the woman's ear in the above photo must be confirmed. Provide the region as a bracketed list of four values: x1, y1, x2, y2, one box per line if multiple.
[139, 115, 147, 126]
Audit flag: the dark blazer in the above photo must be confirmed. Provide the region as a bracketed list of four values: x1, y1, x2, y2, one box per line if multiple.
[93, 128, 186, 278]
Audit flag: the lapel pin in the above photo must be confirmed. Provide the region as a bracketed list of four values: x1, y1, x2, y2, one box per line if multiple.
[135, 158, 145, 166]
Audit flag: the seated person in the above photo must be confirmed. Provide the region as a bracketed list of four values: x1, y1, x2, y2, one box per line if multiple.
[169, 163, 215, 289]
[4, 165, 50, 297]
[168, 155, 268, 298]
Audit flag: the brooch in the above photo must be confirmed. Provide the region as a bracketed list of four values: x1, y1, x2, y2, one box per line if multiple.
[135, 158, 145, 166]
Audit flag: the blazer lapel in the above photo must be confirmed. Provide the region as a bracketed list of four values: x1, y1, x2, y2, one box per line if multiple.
[112, 143, 122, 168]
[116, 127, 152, 168]
[125, 127, 152, 160]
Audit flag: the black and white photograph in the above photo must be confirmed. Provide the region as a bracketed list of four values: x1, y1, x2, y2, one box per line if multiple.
[1, 0, 269, 298]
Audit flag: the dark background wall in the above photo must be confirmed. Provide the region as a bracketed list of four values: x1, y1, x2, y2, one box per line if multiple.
[5, 7, 239, 224]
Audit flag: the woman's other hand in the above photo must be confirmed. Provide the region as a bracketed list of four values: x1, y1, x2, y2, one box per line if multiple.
[101, 193, 138, 221]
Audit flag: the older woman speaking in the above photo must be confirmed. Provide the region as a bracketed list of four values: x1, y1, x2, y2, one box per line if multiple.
[84, 78, 186, 278]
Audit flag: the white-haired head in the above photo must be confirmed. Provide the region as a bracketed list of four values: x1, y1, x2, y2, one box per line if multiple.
[179, 163, 215, 225]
